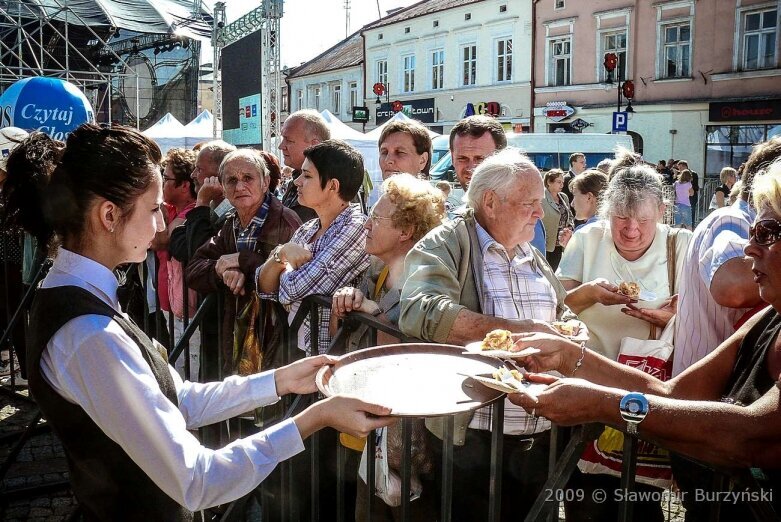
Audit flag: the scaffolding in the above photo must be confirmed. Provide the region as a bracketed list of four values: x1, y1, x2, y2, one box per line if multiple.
[0, 0, 209, 128]
[213, 0, 282, 151]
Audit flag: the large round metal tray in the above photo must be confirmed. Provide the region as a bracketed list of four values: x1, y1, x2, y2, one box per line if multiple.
[315, 343, 506, 417]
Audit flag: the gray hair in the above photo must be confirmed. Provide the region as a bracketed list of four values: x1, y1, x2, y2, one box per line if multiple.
[218, 149, 269, 179]
[599, 163, 665, 219]
[465, 147, 540, 209]
[287, 110, 331, 142]
[199, 140, 236, 168]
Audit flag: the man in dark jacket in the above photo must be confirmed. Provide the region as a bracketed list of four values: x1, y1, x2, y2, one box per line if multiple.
[278, 110, 330, 223]
[168, 140, 235, 382]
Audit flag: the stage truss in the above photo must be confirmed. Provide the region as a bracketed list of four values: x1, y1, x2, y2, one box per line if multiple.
[0, 0, 205, 128]
[213, 0, 282, 150]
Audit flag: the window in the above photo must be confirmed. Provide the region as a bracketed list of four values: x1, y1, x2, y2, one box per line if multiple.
[661, 22, 691, 78]
[348, 82, 358, 112]
[705, 125, 781, 177]
[555, 0, 565, 9]
[549, 37, 571, 86]
[281, 87, 288, 112]
[499, 5, 507, 13]
[332, 84, 341, 114]
[496, 38, 512, 82]
[601, 30, 627, 81]
[314, 87, 320, 110]
[465, 13, 471, 21]
[378, 33, 383, 40]
[741, 8, 777, 70]
[431, 49, 444, 89]
[403, 55, 416, 92]
[462, 44, 477, 86]
[433, 20, 439, 28]
[296, 89, 303, 111]
[376, 60, 388, 86]
[405, 27, 410, 34]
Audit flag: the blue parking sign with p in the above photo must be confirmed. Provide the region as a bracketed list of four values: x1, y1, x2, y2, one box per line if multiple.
[612, 111, 628, 132]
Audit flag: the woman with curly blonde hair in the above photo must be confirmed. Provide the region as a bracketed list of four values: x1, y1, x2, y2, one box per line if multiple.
[332, 173, 445, 345]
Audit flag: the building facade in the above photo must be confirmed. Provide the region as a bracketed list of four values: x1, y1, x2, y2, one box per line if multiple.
[361, 0, 532, 133]
[533, 0, 781, 178]
[285, 33, 365, 131]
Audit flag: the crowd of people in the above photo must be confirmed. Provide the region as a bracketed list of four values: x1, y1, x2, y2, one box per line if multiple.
[0, 109, 779, 521]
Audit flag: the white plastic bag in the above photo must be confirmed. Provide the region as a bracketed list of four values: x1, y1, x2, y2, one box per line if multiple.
[358, 427, 422, 507]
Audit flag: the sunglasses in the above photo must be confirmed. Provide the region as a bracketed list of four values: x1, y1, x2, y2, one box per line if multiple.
[749, 219, 781, 246]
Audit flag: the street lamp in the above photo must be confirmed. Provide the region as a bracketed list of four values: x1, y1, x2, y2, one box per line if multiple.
[603, 52, 635, 116]
[373, 82, 389, 105]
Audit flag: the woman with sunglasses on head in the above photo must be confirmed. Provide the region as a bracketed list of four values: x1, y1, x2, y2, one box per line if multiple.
[508, 160, 781, 519]
[2, 124, 393, 521]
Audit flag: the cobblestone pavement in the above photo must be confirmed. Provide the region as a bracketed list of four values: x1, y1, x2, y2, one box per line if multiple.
[0, 387, 78, 521]
[1, 382, 686, 522]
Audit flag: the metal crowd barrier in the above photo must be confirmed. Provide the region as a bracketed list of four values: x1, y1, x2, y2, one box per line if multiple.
[2, 256, 775, 521]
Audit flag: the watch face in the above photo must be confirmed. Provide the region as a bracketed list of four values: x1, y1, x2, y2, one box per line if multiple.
[620, 392, 649, 423]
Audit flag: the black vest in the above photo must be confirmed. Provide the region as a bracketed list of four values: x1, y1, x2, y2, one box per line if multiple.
[27, 285, 193, 521]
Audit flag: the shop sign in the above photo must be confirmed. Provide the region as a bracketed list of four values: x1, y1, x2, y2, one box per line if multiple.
[352, 106, 369, 123]
[464, 101, 501, 117]
[709, 99, 781, 122]
[543, 101, 575, 122]
[376, 97, 436, 125]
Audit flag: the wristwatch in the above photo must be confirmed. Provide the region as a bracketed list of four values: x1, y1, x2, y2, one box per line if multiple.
[271, 245, 285, 265]
[619, 392, 649, 435]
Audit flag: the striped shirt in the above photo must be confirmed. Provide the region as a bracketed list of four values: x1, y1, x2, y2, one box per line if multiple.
[469, 222, 555, 435]
[672, 199, 756, 376]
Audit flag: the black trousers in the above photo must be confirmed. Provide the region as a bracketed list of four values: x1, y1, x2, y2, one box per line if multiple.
[546, 246, 564, 272]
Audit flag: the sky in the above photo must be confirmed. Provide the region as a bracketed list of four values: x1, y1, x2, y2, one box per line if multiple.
[224, 0, 419, 68]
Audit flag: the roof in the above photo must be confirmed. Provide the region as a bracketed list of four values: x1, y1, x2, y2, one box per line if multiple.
[286, 31, 363, 78]
[362, 0, 486, 31]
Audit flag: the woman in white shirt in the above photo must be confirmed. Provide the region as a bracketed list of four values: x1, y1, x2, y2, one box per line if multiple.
[2, 124, 393, 521]
[554, 162, 691, 522]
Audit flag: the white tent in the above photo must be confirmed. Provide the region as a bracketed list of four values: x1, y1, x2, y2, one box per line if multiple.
[183, 110, 221, 148]
[319, 110, 366, 140]
[143, 113, 186, 154]
[364, 112, 441, 140]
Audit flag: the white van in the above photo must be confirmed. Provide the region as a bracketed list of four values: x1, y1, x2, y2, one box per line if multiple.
[431, 132, 634, 184]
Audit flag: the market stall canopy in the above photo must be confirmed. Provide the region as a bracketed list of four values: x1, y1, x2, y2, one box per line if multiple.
[15, 0, 213, 39]
[365, 112, 440, 140]
[183, 110, 220, 147]
[319, 110, 366, 141]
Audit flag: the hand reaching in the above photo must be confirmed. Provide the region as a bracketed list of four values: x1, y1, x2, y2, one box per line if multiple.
[622, 295, 678, 329]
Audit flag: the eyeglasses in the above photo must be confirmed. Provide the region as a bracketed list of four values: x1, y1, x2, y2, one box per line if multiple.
[162, 176, 177, 183]
[368, 210, 394, 226]
[749, 219, 781, 246]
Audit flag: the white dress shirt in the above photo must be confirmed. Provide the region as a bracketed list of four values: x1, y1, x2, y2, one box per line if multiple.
[39, 247, 304, 511]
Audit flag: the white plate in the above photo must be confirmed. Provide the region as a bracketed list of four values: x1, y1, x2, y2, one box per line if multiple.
[463, 373, 547, 397]
[463, 342, 541, 358]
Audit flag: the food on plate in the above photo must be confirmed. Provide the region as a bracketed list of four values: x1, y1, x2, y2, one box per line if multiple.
[617, 281, 641, 299]
[552, 320, 580, 337]
[480, 329, 514, 351]
[492, 367, 525, 384]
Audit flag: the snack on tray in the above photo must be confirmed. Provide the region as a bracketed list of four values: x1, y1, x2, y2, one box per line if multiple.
[492, 367, 525, 383]
[552, 320, 579, 337]
[617, 281, 641, 299]
[480, 329, 513, 351]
